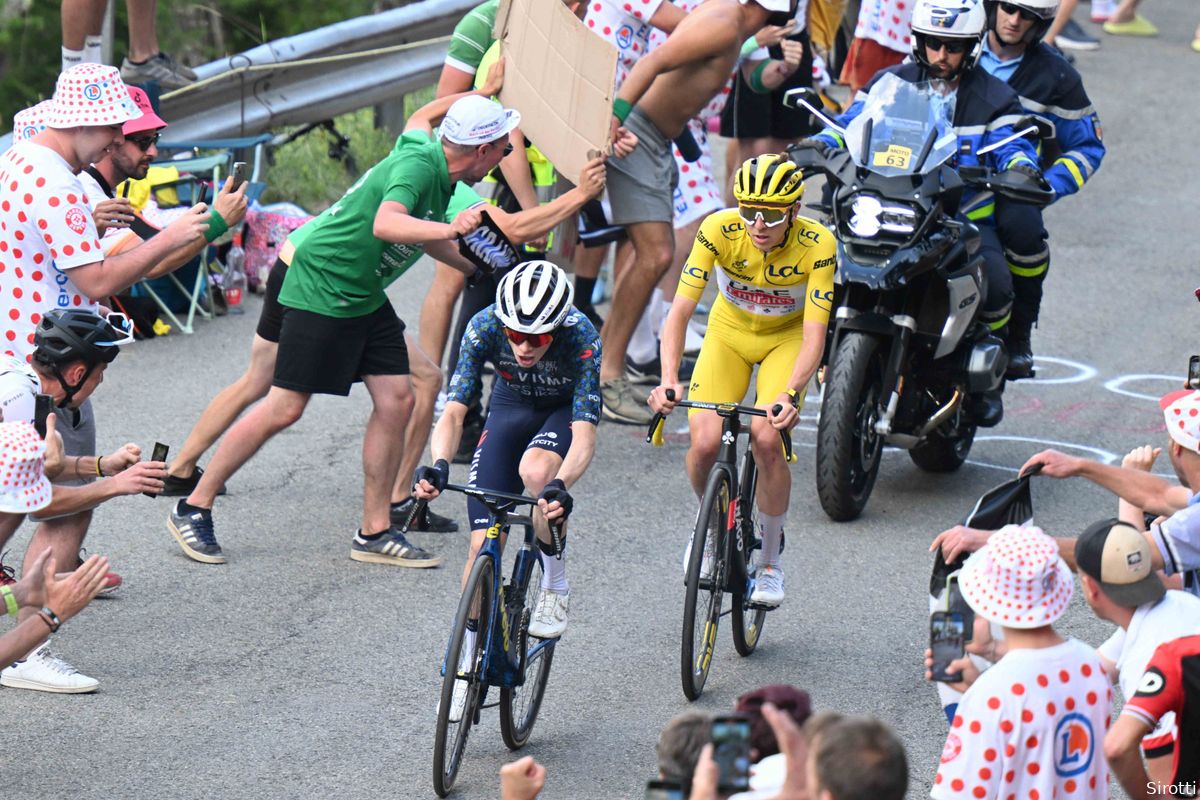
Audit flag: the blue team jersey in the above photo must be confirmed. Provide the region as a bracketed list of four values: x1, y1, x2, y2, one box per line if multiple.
[447, 305, 602, 424]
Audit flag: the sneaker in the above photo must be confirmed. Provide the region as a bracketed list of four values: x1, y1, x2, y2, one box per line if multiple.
[601, 377, 655, 425]
[1089, 0, 1116, 22]
[0, 644, 99, 693]
[683, 319, 707, 356]
[683, 533, 716, 580]
[750, 565, 785, 608]
[0, 552, 15, 587]
[120, 52, 197, 90]
[75, 549, 122, 595]
[579, 305, 605, 330]
[161, 466, 226, 497]
[527, 588, 569, 638]
[390, 497, 460, 533]
[1103, 15, 1158, 36]
[1056, 18, 1102, 49]
[350, 527, 442, 568]
[625, 355, 696, 386]
[167, 500, 226, 564]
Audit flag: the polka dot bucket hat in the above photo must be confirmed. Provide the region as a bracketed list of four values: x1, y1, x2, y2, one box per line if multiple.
[958, 524, 1074, 629]
[44, 63, 140, 130]
[1160, 389, 1200, 454]
[12, 100, 52, 143]
[0, 422, 53, 515]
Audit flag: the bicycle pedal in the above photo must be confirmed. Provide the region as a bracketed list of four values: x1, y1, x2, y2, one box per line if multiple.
[746, 601, 779, 611]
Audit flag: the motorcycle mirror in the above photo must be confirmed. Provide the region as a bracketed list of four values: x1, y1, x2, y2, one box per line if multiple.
[782, 87, 846, 134]
[975, 124, 1040, 156]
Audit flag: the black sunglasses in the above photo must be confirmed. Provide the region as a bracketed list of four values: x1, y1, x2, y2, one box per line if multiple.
[998, 1, 1042, 20]
[923, 35, 972, 54]
[127, 132, 161, 151]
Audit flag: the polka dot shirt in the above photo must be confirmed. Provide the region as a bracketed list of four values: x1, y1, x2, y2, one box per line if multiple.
[0, 142, 102, 362]
[584, 0, 665, 88]
[932, 639, 1110, 800]
[854, 0, 914, 55]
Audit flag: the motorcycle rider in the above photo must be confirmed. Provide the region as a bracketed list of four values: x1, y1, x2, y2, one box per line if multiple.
[800, 0, 1040, 426]
[979, 0, 1105, 379]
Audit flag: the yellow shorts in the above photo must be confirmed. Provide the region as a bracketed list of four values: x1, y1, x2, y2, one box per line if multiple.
[687, 316, 808, 417]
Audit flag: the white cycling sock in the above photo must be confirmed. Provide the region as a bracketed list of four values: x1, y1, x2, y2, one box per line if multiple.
[62, 47, 85, 71]
[627, 305, 659, 365]
[540, 547, 569, 594]
[458, 628, 477, 671]
[84, 36, 103, 63]
[758, 512, 786, 567]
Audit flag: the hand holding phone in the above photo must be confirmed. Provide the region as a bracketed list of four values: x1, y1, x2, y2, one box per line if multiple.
[144, 442, 169, 498]
[712, 715, 752, 793]
[644, 780, 685, 800]
[1188, 355, 1200, 390]
[231, 161, 247, 192]
[33, 394, 54, 439]
[946, 575, 975, 642]
[930, 611, 966, 682]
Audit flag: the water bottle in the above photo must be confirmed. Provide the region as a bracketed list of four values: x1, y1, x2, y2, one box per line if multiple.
[224, 231, 247, 314]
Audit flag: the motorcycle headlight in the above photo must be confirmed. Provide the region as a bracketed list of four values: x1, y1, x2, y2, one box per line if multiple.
[845, 194, 920, 238]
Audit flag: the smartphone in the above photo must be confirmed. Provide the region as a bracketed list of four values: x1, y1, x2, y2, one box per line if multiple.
[231, 161, 247, 191]
[144, 442, 169, 498]
[33, 394, 54, 439]
[712, 714, 752, 793]
[1188, 355, 1200, 390]
[946, 575, 975, 642]
[930, 611, 966, 683]
[644, 780, 685, 800]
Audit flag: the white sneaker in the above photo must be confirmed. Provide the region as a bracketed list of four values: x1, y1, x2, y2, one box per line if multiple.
[527, 588, 569, 638]
[684, 318, 707, 356]
[750, 565, 785, 608]
[683, 533, 716, 579]
[0, 644, 99, 693]
[447, 676, 469, 723]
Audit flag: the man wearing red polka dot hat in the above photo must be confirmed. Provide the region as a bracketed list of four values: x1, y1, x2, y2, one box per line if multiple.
[928, 524, 1110, 800]
[1022, 388, 1200, 602]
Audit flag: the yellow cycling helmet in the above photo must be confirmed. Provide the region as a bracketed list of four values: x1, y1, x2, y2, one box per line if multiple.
[733, 154, 805, 206]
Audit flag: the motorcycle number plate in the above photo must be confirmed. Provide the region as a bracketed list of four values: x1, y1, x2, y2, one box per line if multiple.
[872, 144, 912, 170]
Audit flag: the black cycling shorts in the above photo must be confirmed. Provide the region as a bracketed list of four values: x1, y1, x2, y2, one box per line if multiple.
[255, 257, 289, 343]
[465, 397, 572, 529]
[273, 302, 409, 396]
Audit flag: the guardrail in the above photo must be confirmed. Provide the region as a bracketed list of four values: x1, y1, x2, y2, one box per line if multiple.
[156, 0, 478, 141]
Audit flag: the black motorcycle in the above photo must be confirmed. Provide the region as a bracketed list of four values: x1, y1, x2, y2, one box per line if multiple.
[784, 76, 1053, 522]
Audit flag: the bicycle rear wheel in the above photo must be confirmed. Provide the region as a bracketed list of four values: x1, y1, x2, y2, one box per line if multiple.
[500, 542, 556, 750]
[681, 467, 730, 701]
[732, 450, 767, 657]
[433, 553, 494, 797]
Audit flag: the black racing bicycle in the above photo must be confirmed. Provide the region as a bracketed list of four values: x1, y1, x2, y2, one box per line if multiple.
[419, 485, 558, 797]
[647, 391, 795, 700]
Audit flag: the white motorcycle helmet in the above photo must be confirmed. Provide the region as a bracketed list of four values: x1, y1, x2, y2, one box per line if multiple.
[910, 0, 987, 77]
[985, 0, 1060, 44]
[495, 261, 575, 335]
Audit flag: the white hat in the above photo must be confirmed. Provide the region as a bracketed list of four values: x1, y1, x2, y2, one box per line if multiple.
[12, 100, 52, 143]
[958, 524, 1074, 629]
[0, 422, 53, 515]
[44, 64, 140, 130]
[1160, 389, 1200, 454]
[439, 95, 521, 146]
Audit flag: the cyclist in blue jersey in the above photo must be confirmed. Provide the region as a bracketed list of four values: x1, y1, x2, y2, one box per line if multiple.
[414, 261, 600, 646]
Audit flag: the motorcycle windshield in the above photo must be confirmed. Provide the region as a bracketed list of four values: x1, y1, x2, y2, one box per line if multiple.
[845, 74, 958, 177]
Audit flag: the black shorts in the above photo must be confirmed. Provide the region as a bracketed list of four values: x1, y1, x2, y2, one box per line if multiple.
[273, 302, 409, 396]
[255, 257, 288, 343]
[465, 398, 572, 529]
[719, 30, 817, 141]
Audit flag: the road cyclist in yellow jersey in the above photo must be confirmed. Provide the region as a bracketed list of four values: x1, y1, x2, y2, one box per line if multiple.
[649, 154, 835, 608]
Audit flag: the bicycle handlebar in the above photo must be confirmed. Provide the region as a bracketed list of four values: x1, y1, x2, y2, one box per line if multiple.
[397, 482, 540, 535]
[646, 389, 796, 463]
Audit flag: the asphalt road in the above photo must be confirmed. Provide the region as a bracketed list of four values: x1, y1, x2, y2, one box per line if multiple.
[5, 11, 1199, 798]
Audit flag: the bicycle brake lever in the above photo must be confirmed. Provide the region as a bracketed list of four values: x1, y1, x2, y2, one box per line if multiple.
[769, 403, 798, 463]
[646, 413, 666, 446]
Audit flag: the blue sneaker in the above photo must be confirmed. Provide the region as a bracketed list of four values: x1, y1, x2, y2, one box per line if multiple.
[167, 500, 226, 564]
[350, 527, 442, 568]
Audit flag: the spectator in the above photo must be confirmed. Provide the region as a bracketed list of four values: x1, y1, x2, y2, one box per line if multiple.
[810, 716, 908, 800]
[1105, 634, 1200, 799]
[658, 711, 713, 789]
[1075, 518, 1200, 785]
[61, 0, 196, 88]
[1101, 0, 1158, 36]
[1022, 388, 1200, 598]
[730, 684, 814, 798]
[927, 525, 1110, 799]
[839, 0, 914, 96]
[1046, 0, 1103, 50]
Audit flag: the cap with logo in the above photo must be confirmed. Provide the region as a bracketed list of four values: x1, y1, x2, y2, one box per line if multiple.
[1075, 518, 1166, 608]
[0, 422, 53, 515]
[12, 100, 52, 144]
[439, 95, 521, 146]
[123, 86, 168, 136]
[1160, 388, 1200, 454]
[958, 524, 1074, 628]
[44, 63, 140, 130]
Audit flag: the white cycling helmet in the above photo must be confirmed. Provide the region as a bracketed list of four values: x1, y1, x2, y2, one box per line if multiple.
[984, 0, 1059, 43]
[911, 0, 987, 75]
[495, 261, 575, 335]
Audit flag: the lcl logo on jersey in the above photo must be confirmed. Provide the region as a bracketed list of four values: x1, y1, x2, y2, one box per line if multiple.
[765, 263, 803, 284]
[1053, 713, 1094, 777]
[794, 227, 821, 247]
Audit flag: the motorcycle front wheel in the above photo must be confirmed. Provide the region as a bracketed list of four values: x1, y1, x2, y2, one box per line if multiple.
[816, 332, 885, 522]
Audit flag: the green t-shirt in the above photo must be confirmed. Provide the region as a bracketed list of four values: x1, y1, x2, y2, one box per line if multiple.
[287, 180, 485, 289]
[445, 0, 500, 76]
[278, 130, 453, 318]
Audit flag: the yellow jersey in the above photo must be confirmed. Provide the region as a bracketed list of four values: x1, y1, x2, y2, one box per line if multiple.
[677, 209, 837, 334]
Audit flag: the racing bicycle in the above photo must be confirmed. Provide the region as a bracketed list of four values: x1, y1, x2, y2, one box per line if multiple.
[647, 391, 795, 700]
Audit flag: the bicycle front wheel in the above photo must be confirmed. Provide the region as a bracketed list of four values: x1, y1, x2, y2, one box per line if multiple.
[681, 467, 731, 701]
[500, 543, 556, 750]
[433, 553, 494, 797]
[732, 449, 767, 656]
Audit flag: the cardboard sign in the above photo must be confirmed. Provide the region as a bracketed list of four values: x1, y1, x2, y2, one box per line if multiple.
[493, 0, 618, 184]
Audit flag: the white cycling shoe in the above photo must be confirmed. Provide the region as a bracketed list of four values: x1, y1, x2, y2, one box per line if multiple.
[750, 565, 785, 608]
[527, 589, 569, 639]
[683, 534, 716, 580]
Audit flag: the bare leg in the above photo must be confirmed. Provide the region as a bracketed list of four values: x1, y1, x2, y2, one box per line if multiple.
[1046, 0, 1080, 43]
[419, 262, 466, 371]
[750, 417, 790, 517]
[61, 0, 105, 51]
[186, 387, 310, 509]
[124, 0, 159, 62]
[169, 335, 277, 479]
[685, 412, 722, 498]
[574, 245, 604, 280]
[391, 336, 441, 504]
[1106, 0, 1139, 23]
[599, 221, 675, 382]
[0, 513, 24, 555]
[18, 511, 91, 628]
[361, 373, 414, 535]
